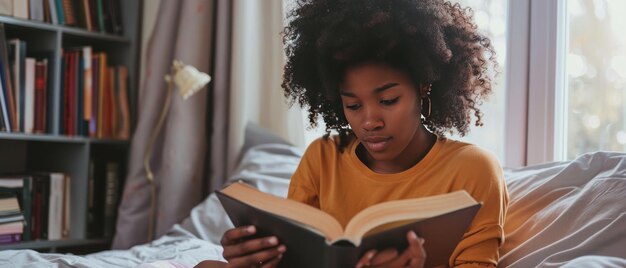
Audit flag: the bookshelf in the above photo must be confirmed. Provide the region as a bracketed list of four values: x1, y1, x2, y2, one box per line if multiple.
[0, 0, 141, 253]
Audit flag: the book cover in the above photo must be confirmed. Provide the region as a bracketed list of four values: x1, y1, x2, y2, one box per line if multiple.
[47, 0, 58, 24]
[47, 173, 64, 240]
[62, 174, 70, 238]
[95, 0, 104, 32]
[24, 58, 35, 133]
[33, 60, 47, 134]
[12, 0, 28, 19]
[29, 0, 44, 21]
[97, 53, 106, 138]
[0, 58, 14, 132]
[0, 233, 21, 244]
[217, 182, 480, 268]
[108, 0, 122, 35]
[8, 39, 26, 133]
[0, 176, 33, 241]
[0, 23, 16, 132]
[55, 0, 65, 25]
[62, 0, 76, 26]
[89, 53, 99, 137]
[86, 159, 98, 238]
[0, 0, 12, 15]
[42, 0, 50, 23]
[0, 98, 5, 131]
[0, 69, 9, 132]
[103, 162, 119, 238]
[107, 67, 116, 138]
[77, 50, 84, 136]
[82, 47, 92, 124]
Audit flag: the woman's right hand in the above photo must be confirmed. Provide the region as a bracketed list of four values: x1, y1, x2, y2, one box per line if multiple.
[220, 225, 287, 267]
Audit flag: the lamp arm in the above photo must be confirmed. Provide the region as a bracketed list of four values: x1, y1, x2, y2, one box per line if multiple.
[143, 73, 174, 242]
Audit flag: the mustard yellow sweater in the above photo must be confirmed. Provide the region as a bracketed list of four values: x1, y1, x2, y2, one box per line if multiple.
[288, 136, 508, 267]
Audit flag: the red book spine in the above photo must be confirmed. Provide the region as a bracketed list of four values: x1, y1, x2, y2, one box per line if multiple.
[34, 62, 46, 133]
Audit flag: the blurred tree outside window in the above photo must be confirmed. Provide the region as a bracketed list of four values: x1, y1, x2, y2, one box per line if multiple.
[565, 0, 626, 159]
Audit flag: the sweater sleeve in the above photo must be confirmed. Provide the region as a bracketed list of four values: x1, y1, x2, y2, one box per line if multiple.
[449, 147, 509, 267]
[287, 139, 322, 209]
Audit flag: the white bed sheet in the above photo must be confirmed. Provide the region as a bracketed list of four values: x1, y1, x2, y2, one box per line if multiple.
[500, 152, 626, 267]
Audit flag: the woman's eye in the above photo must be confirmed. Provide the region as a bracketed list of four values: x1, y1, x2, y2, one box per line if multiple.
[380, 97, 399, 105]
[346, 104, 361, 110]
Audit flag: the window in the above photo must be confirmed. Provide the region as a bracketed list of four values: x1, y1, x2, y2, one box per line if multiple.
[563, 0, 626, 159]
[450, 0, 509, 163]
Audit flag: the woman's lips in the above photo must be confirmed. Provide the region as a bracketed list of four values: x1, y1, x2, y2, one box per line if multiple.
[363, 137, 391, 152]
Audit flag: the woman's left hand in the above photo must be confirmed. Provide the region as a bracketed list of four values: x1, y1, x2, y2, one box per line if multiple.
[355, 231, 426, 268]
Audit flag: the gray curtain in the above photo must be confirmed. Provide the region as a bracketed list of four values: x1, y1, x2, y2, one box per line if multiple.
[112, 0, 214, 249]
[208, 0, 232, 193]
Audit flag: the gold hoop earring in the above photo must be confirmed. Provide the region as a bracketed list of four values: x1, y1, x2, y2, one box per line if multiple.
[423, 96, 431, 118]
[421, 84, 432, 118]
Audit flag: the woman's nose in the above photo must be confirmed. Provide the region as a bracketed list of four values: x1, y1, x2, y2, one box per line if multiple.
[362, 108, 384, 131]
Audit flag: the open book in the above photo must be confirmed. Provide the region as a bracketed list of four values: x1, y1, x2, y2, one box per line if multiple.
[217, 182, 481, 268]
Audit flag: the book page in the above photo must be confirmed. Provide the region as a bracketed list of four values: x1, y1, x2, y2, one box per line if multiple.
[221, 182, 345, 242]
[343, 190, 478, 244]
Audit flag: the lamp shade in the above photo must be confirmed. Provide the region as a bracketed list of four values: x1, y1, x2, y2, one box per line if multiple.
[171, 60, 211, 99]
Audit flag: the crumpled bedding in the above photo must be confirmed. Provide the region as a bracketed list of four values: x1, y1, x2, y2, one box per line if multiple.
[0, 145, 624, 267]
[499, 152, 626, 267]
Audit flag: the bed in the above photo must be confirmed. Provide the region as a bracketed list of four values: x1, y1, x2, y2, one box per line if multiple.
[1, 133, 625, 267]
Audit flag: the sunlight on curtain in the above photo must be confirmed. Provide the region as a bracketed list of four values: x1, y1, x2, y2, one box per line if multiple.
[449, 0, 508, 163]
[564, 0, 626, 159]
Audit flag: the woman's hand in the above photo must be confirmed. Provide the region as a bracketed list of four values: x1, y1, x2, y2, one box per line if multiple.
[355, 231, 426, 268]
[220, 225, 287, 267]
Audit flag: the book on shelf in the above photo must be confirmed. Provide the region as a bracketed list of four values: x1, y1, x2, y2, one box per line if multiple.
[47, 0, 59, 25]
[8, 39, 26, 133]
[217, 182, 481, 268]
[0, 0, 124, 35]
[103, 162, 118, 238]
[29, 0, 45, 22]
[0, 193, 24, 233]
[0, 176, 32, 241]
[0, 23, 16, 132]
[0, 1, 11, 16]
[12, 0, 28, 20]
[59, 49, 128, 139]
[0, 192, 22, 218]
[23, 58, 35, 133]
[86, 159, 120, 238]
[0, 173, 71, 242]
[0, 192, 24, 244]
[33, 58, 48, 134]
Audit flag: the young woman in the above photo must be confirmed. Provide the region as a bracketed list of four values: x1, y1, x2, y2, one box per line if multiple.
[198, 0, 507, 267]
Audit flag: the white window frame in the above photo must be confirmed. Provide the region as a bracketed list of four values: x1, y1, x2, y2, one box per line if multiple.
[504, 0, 568, 167]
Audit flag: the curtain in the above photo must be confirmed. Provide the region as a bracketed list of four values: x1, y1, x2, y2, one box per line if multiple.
[209, 0, 310, 192]
[112, 0, 214, 249]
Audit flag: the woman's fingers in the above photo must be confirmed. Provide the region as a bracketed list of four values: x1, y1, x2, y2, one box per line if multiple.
[223, 236, 281, 259]
[366, 231, 427, 268]
[260, 254, 283, 268]
[221, 226, 256, 246]
[355, 249, 377, 268]
[370, 248, 399, 265]
[403, 231, 427, 267]
[227, 245, 286, 267]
